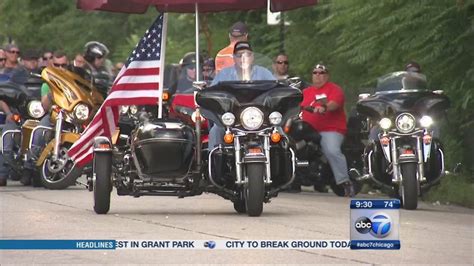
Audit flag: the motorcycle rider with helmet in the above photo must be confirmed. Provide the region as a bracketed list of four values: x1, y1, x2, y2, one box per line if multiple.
[83, 41, 113, 98]
[175, 52, 203, 94]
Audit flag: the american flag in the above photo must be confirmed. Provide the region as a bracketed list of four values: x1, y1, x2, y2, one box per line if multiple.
[67, 14, 167, 167]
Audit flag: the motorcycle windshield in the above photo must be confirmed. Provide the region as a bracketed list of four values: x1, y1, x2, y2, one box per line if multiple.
[375, 71, 428, 93]
[358, 71, 450, 119]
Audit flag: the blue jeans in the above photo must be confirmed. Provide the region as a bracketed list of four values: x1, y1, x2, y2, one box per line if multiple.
[0, 120, 19, 178]
[319, 132, 350, 185]
[208, 124, 225, 149]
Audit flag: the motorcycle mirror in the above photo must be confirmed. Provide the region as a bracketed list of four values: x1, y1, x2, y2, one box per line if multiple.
[358, 93, 371, 100]
[192, 81, 207, 90]
[287, 77, 302, 89]
[433, 90, 444, 95]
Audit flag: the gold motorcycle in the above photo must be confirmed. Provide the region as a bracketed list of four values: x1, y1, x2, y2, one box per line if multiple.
[34, 67, 104, 189]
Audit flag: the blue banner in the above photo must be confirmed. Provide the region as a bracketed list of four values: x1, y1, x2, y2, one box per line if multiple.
[350, 199, 401, 209]
[350, 240, 400, 250]
[0, 240, 116, 250]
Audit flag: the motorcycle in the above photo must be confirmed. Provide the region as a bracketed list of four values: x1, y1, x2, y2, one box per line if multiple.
[90, 54, 302, 216]
[34, 67, 104, 189]
[0, 75, 45, 186]
[357, 71, 449, 210]
[285, 94, 364, 196]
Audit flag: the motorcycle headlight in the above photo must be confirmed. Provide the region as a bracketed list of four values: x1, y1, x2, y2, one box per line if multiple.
[27, 100, 45, 119]
[74, 103, 90, 121]
[129, 105, 138, 115]
[221, 112, 235, 126]
[395, 113, 416, 133]
[420, 115, 433, 128]
[240, 107, 264, 130]
[269, 111, 282, 125]
[379, 117, 392, 130]
[120, 105, 129, 115]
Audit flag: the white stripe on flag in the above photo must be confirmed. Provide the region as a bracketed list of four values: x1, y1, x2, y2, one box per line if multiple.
[128, 60, 161, 69]
[107, 90, 161, 100]
[117, 75, 160, 85]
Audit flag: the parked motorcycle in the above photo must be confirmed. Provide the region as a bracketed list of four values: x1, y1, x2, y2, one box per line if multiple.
[35, 67, 104, 189]
[357, 71, 449, 210]
[90, 54, 302, 216]
[0, 75, 45, 186]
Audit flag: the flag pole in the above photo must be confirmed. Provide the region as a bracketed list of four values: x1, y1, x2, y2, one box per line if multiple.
[158, 13, 168, 119]
[195, 3, 200, 82]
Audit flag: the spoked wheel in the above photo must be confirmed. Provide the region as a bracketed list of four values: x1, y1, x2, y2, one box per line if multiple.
[244, 163, 265, 217]
[93, 152, 113, 214]
[40, 145, 81, 190]
[400, 162, 418, 210]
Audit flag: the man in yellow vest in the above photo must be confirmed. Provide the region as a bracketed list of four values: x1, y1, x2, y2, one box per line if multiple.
[215, 21, 248, 74]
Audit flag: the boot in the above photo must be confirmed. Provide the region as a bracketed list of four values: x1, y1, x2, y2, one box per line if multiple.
[343, 181, 355, 197]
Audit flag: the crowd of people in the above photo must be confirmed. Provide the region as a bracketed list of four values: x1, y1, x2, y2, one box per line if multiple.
[0, 20, 423, 197]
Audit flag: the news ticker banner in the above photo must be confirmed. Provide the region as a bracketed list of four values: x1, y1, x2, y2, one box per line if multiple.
[0, 240, 351, 250]
[350, 199, 401, 250]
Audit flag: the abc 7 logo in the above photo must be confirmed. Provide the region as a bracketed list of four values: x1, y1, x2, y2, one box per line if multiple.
[354, 213, 392, 238]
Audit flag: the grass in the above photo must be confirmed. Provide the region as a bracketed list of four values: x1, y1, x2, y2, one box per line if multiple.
[422, 173, 474, 208]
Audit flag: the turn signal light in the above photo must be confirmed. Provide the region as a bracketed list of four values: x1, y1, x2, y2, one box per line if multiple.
[53, 105, 61, 113]
[423, 134, 432, 144]
[271, 132, 282, 143]
[380, 136, 390, 146]
[284, 126, 290, 133]
[98, 143, 110, 149]
[162, 92, 169, 101]
[223, 133, 234, 144]
[12, 114, 21, 123]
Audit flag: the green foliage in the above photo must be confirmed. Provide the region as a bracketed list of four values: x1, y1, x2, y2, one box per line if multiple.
[423, 173, 474, 208]
[0, 0, 472, 175]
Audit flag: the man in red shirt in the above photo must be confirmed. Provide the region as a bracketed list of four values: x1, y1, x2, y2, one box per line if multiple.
[300, 63, 355, 197]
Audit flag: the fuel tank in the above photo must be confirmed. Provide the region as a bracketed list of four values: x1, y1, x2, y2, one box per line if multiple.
[131, 119, 194, 179]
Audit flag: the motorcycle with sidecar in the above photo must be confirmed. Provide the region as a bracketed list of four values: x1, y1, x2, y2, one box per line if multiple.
[91, 71, 302, 216]
[357, 71, 449, 210]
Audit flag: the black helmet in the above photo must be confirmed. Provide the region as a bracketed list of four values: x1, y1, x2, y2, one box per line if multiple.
[84, 41, 109, 62]
[180, 52, 204, 67]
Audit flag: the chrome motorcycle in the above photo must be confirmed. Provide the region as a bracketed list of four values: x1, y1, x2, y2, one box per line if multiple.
[357, 71, 449, 210]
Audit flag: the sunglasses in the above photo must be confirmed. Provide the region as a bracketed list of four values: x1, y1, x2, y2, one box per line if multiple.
[8, 50, 20, 55]
[53, 63, 68, 68]
[312, 71, 327, 75]
[43, 56, 53, 60]
[95, 55, 104, 59]
[0, 58, 6, 62]
[276, 60, 289, 65]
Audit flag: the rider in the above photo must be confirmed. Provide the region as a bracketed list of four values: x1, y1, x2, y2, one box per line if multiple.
[24, 51, 70, 185]
[215, 21, 249, 74]
[208, 41, 275, 149]
[175, 52, 202, 94]
[300, 63, 355, 197]
[83, 41, 113, 98]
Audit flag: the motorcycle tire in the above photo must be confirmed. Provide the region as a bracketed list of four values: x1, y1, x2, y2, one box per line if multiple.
[93, 152, 112, 214]
[40, 144, 81, 190]
[244, 163, 265, 217]
[400, 162, 418, 210]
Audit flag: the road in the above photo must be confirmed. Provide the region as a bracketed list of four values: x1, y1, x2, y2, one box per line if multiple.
[0, 182, 472, 264]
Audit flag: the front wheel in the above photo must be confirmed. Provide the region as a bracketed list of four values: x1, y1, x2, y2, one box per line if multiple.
[244, 163, 265, 217]
[93, 152, 112, 214]
[40, 145, 82, 189]
[400, 162, 418, 210]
